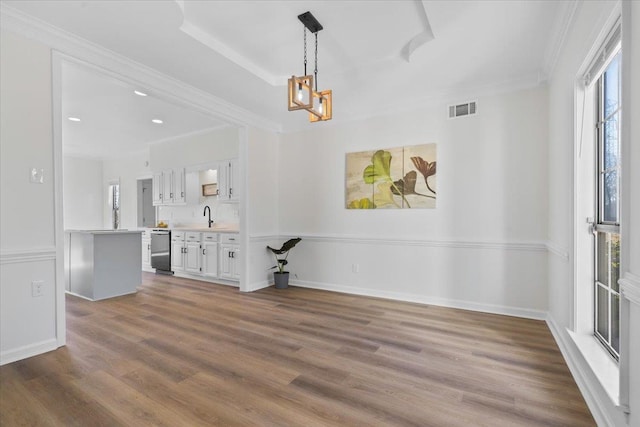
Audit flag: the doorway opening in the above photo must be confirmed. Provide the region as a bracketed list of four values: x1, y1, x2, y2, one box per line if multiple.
[137, 178, 156, 228]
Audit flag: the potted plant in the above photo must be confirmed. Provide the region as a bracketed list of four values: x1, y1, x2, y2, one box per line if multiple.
[267, 238, 301, 289]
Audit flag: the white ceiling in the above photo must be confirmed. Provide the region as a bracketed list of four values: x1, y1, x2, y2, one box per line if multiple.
[61, 60, 226, 159]
[4, 0, 571, 140]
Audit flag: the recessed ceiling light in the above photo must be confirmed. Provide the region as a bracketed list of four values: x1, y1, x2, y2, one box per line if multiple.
[134, 90, 148, 97]
[68, 117, 81, 122]
[151, 119, 163, 124]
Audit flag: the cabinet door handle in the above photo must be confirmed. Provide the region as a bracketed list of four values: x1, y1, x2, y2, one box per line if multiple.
[181, 192, 184, 197]
[147, 244, 150, 250]
[159, 193, 162, 199]
[202, 249, 206, 255]
[170, 192, 173, 199]
[231, 251, 235, 259]
[229, 188, 233, 196]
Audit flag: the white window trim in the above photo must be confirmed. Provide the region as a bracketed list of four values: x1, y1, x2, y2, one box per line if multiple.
[572, 3, 629, 413]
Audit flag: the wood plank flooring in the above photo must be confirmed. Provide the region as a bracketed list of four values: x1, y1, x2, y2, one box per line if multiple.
[1, 273, 595, 426]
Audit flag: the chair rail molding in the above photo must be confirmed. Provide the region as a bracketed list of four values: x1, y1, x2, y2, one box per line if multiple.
[279, 232, 548, 252]
[0, 247, 57, 265]
[546, 240, 571, 261]
[620, 272, 640, 306]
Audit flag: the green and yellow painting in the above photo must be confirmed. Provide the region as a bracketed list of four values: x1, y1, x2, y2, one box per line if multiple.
[346, 143, 437, 209]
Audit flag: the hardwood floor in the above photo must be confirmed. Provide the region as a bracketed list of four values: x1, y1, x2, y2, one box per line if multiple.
[1, 273, 594, 426]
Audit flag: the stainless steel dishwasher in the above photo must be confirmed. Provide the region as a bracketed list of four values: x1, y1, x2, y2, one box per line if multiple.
[150, 229, 172, 274]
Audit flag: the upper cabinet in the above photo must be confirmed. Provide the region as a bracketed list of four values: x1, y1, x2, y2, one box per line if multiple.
[152, 168, 186, 206]
[218, 159, 239, 202]
[152, 171, 163, 205]
[153, 159, 238, 206]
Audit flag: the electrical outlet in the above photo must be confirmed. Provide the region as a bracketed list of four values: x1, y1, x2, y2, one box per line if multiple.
[31, 280, 44, 297]
[352, 263, 359, 273]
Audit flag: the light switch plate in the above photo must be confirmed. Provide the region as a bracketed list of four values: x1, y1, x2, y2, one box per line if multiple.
[30, 168, 44, 184]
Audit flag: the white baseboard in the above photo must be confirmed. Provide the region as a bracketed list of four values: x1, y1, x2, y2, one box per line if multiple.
[243, 280, 272, 292]
[289, 279, 546, 320]
[545, 314, 615, 427]
[0, 338, 59, 366]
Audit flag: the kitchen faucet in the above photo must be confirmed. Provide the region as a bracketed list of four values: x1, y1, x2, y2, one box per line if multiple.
[203, 205, 214, 228]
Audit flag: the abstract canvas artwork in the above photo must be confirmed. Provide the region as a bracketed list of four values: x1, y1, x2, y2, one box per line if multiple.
[346, 143, 437, 209]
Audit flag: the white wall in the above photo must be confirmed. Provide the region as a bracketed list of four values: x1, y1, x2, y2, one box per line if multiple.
[0, 30, 60, 364]
[621, 1, 640, 424]
[150, 127, 239, 171]
[102, 150, 151, 230]
[245, 127, 280, 291]
[547, 1, 640, 425]
[62, 155, 103, 230]
[278, 87, 549, 317]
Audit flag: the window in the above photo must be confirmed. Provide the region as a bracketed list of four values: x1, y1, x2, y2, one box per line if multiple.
[594, 49, 621, 359]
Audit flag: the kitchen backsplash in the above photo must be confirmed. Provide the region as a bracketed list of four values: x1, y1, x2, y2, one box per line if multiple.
[158, 200, 239, 228]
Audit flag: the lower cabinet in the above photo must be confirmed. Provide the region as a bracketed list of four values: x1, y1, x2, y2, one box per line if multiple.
[184, 240, 201, 274]
[168, 231, 239, 284]
[173, 232, 202, 273]
[202, 240, 218, 278]
[219, 234, 241, 280]
[141, 231, 152, 272]
[171, 232, 185, 271]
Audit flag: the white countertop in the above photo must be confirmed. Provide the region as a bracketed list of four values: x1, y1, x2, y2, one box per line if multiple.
[141, 226, 239, 234]
[173, 227, 239, 233]
[66, 229, 143, 235]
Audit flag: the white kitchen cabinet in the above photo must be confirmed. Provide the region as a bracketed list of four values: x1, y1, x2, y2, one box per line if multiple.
[141, 230, 152, 271]
[152, 172, 163, 206]
[229, 159, 239, 201]
[153, 168, 186, 205]
[172, 231, 202, 274]
[185, 241, 201, 273]
[171, 232, 185, 271]
[217, 159, 239, 201]
[219, 234, 240, 280]
[201, 233, 218, 278]
[173, 168, 186, 204]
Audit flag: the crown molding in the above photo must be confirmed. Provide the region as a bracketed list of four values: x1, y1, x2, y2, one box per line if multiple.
[540, 0, 580, 81]
[179, 19, 284, 86]
[0, 3, 281, 133]
[400, 0, 435, 63]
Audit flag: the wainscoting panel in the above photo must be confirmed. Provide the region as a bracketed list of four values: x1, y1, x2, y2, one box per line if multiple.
[277, 234, 548, 319]
[0, 249, 58, 365]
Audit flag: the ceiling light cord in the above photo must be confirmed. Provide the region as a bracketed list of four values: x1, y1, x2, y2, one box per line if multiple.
[303, 28, 307, 76]
[314, 32, 319, 92]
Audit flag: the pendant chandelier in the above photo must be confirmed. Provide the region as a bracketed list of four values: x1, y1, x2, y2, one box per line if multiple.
[287, 11, 332, 122]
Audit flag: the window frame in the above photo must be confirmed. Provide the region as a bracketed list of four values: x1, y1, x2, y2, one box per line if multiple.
[593, 47, 621, 361]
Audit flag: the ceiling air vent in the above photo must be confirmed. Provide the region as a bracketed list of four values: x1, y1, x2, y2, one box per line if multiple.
[448, 101, 477, 118]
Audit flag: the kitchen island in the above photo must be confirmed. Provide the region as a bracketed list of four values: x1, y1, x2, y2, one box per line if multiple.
[65, 230, 142, 301]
